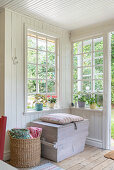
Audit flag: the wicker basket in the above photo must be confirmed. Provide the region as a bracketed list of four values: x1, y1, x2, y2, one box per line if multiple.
[9, 135, 41, 168]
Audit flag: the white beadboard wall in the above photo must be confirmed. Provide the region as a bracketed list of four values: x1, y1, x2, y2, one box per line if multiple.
[0, 8, 71, 160]
[70, 108, 103, 148]
[0, 10, 5, 116]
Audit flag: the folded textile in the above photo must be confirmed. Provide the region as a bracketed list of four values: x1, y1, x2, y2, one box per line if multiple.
[9, 128, 31, 139]
[27, 127, 42, 138]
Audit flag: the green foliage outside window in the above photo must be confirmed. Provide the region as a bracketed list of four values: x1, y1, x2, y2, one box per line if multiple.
[73, 37, 103, 108]
[27, 32, 56, 109]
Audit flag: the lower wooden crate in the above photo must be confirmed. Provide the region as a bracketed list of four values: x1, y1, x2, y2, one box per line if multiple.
[41, 135, 86, 162]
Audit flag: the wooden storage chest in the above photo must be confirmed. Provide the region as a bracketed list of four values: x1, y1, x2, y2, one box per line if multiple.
[31, 119, 89, 162]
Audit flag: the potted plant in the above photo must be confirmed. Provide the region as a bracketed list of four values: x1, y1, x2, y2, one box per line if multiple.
[88, 95, 97, 109]
[78, 91, 86, 108]
[33, 94, 47, 111]
[47, 95, 57, 109]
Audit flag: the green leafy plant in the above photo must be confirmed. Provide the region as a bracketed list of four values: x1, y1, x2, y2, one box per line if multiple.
[78, 91, 86, 102]
[78, 95, 86, 102]
[47, 95, 57, 103]
[33, 94, 47, 105]
[88, 96, 97, 105]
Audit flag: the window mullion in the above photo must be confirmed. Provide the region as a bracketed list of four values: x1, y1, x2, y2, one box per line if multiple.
[46, 37, 48, 97]
[81, 41, 83, 91]
[36, 34, 38, 94]
[92, 39, 95, 94]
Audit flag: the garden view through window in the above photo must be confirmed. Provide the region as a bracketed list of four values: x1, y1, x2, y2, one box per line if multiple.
[73, 37, 103, 108]
[27, 30, 56, 109]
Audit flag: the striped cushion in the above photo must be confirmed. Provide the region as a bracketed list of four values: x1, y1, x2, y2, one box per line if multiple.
[40, 113, 84, 124]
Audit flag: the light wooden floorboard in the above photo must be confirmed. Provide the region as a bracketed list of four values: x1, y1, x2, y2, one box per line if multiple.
[7, 145, 114, 170]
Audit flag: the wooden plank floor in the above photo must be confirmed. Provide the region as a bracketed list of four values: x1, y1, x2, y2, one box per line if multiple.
[14, 145, 114, 170]
[52, 145, 114, 170]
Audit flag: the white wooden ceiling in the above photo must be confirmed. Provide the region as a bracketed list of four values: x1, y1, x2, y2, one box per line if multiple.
[0, 0, 114, 30]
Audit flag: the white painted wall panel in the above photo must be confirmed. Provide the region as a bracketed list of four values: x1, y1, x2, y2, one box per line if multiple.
[2, 9, 71, 160]
[0, 9, 5, 116]
[70, 108, 103, 148]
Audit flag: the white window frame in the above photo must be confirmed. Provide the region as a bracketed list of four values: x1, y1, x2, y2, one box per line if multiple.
[72, 35, 104, 108]
[24, 28, 57, 112]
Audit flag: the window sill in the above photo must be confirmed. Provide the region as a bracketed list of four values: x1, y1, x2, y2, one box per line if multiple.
[71, 107, 103, 112]
[23, 107, 70, 116]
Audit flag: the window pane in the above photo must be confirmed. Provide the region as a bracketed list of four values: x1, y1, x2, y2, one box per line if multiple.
[38, 36, 46, 50]
[28, 64, 36, 78]
[82, 80, 91, 91]
[47, 72, 55, 79]
[38, 65, 46, 79]
[47, 52, 55, 66]
[47, 39, 55, 52]
[28, 35, 36, 48]
[27, 95, 35, 109]
[83, 39, 92, 53]
[83, 53, 91, 60]
[95, 66, 103, 74]
[38, 51, 46, 64]
[83, 53, 92, 66]
[47, 66, 55, 79]
[28, 49, 36, 64]
[73, 55, 77, 67]
[83, 67, 91, 76]
[47, 66, 55, 72]
[95, 58, 103, 65]
[96, 94, 103, 107]
[73, 68, 77, 80]
[38, 80, 46, 93]
[95, 80, 103, 91]
[47, 80, 55, 93]
[73, 42, 82, 55]
[94, 37, 103, 51]
[73, 82, 78, 93]
[94, 51, 103, 58]
[95, 74, 103, 79]
[28, 80, 36, 93]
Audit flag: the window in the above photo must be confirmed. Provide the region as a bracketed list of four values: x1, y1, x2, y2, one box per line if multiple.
[26, 30, 57, 110]
[72, 37, 103, 108]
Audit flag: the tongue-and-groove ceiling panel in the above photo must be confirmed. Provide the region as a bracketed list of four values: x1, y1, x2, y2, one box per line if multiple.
[0, 0, 114, 30]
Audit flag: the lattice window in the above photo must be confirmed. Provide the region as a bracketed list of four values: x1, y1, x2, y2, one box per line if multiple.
[72, 37, 103, 108]
[26, 29, 57, 110]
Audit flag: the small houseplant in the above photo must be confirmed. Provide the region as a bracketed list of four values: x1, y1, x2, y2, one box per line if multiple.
[78, 91, 86, 108]
[47, 95, 57, 109]
[33, 94, 47, 111]
[88, 95, 97, 109]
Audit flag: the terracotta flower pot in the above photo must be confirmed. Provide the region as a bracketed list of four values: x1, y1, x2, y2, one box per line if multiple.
[90, 103, 96, 109]
[48, 102, 55, 109]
